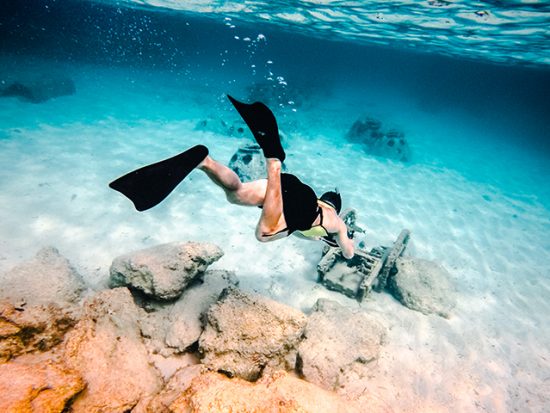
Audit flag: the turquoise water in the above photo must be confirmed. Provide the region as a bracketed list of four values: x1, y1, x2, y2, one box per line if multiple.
[1, 1, 550, 411]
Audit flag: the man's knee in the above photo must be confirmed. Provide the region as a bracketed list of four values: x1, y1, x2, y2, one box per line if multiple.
[226, 191, 243, 205]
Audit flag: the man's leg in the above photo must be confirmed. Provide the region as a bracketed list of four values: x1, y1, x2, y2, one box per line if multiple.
[255, 159, 288, 242]
[198, 156, 266, 206]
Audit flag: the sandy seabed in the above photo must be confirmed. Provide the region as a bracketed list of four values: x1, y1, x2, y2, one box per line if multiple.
[1, 62, 549, 412]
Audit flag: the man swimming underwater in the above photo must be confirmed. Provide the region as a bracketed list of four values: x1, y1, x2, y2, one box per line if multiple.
[109, 95, 355, 259]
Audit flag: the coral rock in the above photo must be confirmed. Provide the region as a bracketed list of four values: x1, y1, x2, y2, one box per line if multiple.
[0, 246, 85, 307]
[145, 364, 205, 412]
[63, 288, 162, 412]
[139, 270, 239, 356]
[170, 370, 359, 413]
[109, 242, 223, 300]
[388, 257, 456, 318]
[297, 299, 386, 390]
[0, 300, 79, 362]
[0, 359, 84, 412]
[199, 288, 307, 381]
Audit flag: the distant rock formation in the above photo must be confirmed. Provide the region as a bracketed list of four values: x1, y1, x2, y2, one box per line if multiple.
[228, 143, 288, 182]
[388, 257, 456, 318]
[228, 143, 266, 181]
[0, 75, 75, 103]
[346, 115, 411, 162]
[109, 241, 223, 300]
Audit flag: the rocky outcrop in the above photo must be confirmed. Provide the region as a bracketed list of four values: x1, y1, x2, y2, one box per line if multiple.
[145, 364, 205, 412]
[109, 242, 223, 300]
[0, 246, 85, 307]
[0, 75, 75, 103]
[0, 359, 85, 412]
[169, 370, 359, 413]
[0, 247, 84, 361]
[388, 257, 456, 318]
[139, 270, 239, 355]
[0, 240, 394, 411]
[346, 115, 411, 162]
[0, 301, 78, 362]
[63, 288, 163, 412]
[199, 288, 307, 381]
[297, 299, 386, 390]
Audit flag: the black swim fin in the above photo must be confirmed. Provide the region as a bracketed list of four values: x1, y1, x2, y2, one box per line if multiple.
[109, 144, 208, 211]
[227, 95, 285, 162]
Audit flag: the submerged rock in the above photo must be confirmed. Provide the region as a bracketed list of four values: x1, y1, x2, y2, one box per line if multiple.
[228, 143, 288, 182]
[0, 247, 84, 362]
[0, 301, 78, 362]
[199, 287, 307, 381]
[388, 257, 456, 318]
[0, 359, 85, 413]
[345, 115, 411, 162]
[297, 299, 386, 390]
[109, 242, 223, 301]
[228, 143, 266, 182]
[0, 75, 75, 103]
[63, 288, 163, 412]
[139, 269, 239, 356]
[146, 364, 206, 412]
[169, 370, 359, 413]
[0, 246, 86, 307]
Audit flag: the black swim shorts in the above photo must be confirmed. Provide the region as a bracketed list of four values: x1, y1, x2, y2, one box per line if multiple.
[280, 173, 319, 234]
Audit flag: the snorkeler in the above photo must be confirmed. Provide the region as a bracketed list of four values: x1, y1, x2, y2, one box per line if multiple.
[109, 95, 355, 259]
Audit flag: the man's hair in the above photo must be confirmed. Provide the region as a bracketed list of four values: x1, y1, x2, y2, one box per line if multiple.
[320, 189, 342, 214]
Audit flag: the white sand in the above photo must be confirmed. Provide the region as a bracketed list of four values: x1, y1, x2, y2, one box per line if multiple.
[1, 62, 549, 412]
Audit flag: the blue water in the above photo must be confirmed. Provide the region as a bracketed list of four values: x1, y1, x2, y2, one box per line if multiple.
[1, 1, 550, 410]
[2, 0, 549, 205]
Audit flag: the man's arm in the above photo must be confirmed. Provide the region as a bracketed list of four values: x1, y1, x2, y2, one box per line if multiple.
[335, 220, 355, 259]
